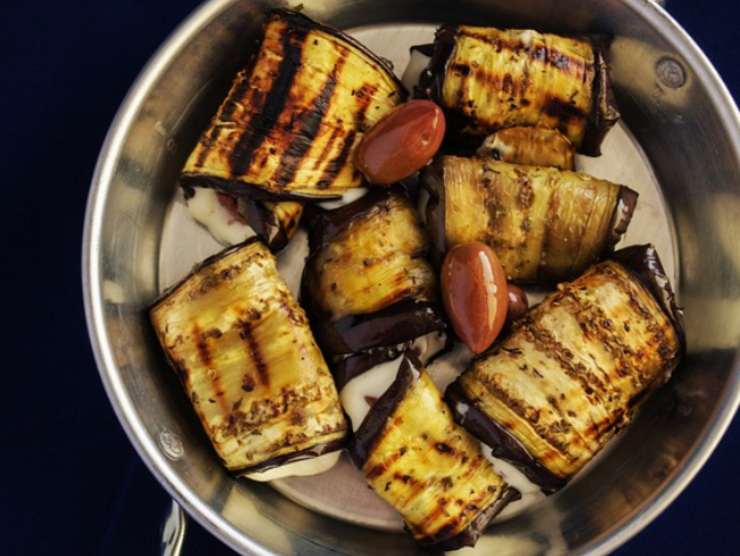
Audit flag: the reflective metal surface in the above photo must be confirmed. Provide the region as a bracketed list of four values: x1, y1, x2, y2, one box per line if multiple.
[83, 1, 740, 554]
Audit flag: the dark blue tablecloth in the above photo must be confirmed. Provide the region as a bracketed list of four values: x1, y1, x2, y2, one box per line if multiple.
[1, 1, 737, 554]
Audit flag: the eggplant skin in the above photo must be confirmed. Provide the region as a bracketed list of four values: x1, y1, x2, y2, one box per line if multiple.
[149, 239, 348, 472]
[181, 10, 405, 200]
[450, 248, 682, 484]
[421, 156, 638, 283]
[417, 25, 620, 155]
[351, 357, 517, 549]
[476, 127, 575, 170]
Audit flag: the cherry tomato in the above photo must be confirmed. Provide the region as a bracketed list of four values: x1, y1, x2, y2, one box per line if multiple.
[354, 100, 445, 185]
[441, 242, 509, 353]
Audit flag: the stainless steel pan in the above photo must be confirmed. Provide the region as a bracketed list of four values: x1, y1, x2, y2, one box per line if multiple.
[83, 1, 740, 554]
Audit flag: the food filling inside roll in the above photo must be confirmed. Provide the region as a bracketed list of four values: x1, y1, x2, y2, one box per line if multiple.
[446, 245, 684, 491]
[150, 239, 348, 477]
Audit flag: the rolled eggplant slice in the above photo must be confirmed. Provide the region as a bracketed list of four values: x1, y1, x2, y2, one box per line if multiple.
[476, 127, 575, 170]
[150, 239, 348, 474]
[350, 356, 519, 550]
[302, 189, 446, 354]
[181, 10, 405, 200]
[416, 26, 619, 155]
[446, 245, 684, 490]
[422, 156, 638, 283]
[183, 185, 302, 251]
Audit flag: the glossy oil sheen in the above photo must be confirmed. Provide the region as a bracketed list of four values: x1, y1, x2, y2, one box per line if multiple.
[442, 242, 509, 353]
[84, 3, 740, 556]
[354, 99, 445, 184]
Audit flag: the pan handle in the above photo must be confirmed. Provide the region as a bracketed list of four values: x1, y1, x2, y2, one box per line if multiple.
[161, 499, 187, 556]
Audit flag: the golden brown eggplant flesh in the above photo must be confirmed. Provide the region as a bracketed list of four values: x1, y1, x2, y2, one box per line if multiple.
[351, 356, 519, 550]
[181, 9, 405, 201]
[182, 184, 302, 251]
[416, 25, 620, 155]
[446, 245, 684, 489]
[302, 189, 446, 354]
[476, 127, 575, 170]
[421, 156, 638, 283]
[150, 239, 348, 473]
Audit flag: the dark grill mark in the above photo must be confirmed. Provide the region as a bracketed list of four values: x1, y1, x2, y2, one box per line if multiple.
[272, 47, 348, 187]
[195, 70, 254, 169]
[318, 131, 355, 189]
[311, 126, 343, 170]
[239, 320, 270, 386]
[543, 96, 588, 123]
[435, 442, 454, 454]
[193, 325, 212, 366]
[315, 81, 378, 188]
[458, 29, 591, 78]
[229, 26, 307, 176]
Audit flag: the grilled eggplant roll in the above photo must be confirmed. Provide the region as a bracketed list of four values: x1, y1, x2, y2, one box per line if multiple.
[302, 189, 446, 355]
[183, 185, 302, 251]
[446, 245, 684, 491]
[181, 10, 405, 201]
[416, 25, 619, 155]
[150, 239, 348, 475]
[350, 356, 519, 550]
[476, 127, 575, 170]
[421, 156, 638, 283]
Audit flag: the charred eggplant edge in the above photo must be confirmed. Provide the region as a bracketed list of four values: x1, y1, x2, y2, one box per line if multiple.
[581, 35, 621, 157]
[240, 438, 346, 474]
[419, 157, 446, 267]
[302, 188, 392, 252]
[305, 297, 447, 355]
[605, 185, 639, 254]
[445, 381, 567, 493]
[414, 26, 620, 156]
[612, 243, 686, 360]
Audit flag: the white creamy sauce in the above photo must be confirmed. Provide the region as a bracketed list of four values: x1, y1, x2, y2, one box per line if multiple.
[276, 229, 309, 298]
[340, 355, 405, 432]
[317, 188, 368, 210]
[401, 48, 431, 94]
[426, 342, 474, 392]
[455, 401, 470, 418]
[185, 187, 255, 246]
[479, 443, 546, 521]
[410, 330, 448, 364]
[243, 450, 342, 482]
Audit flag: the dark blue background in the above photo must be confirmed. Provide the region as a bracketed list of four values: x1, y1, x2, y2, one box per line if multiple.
[1, 1, 737, 554]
